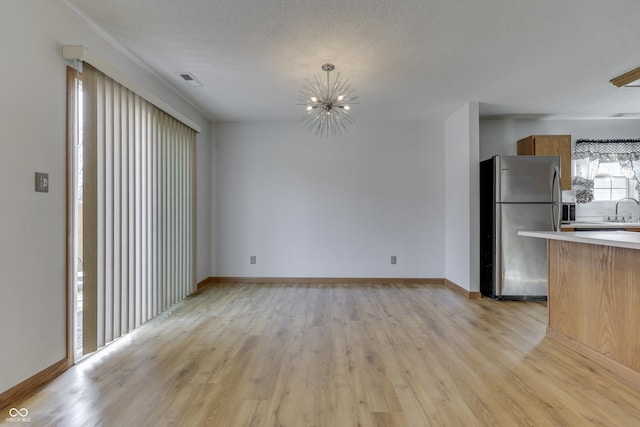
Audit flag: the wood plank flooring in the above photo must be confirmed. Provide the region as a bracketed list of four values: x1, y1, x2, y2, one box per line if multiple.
[4, 282, 640, 426]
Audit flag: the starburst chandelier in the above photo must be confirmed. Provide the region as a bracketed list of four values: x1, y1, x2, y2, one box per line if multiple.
[298, 64, 358, 137]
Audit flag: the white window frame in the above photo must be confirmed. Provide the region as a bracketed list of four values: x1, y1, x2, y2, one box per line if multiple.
[592, 161, 638, 201]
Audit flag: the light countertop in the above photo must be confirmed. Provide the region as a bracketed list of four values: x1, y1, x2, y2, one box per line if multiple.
[518, 230, 640, 250]
[561, 222, 640, 229]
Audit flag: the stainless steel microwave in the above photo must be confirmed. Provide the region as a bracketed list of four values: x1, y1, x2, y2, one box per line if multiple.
[562, 202, 576, 223]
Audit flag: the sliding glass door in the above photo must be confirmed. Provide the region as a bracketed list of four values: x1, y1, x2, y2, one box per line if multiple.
[67, 63, 197, 358]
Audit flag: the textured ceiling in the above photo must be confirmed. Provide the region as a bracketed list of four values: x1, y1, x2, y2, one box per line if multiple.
[63, 0, 640, 123]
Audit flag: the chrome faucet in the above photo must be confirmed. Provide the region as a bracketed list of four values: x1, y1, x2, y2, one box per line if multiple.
[615, 197, 640, 217]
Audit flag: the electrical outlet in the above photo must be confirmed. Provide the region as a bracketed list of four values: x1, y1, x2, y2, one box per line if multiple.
[391, 256, 397, 265]
[250, 255, 256, 264]
[35, 172, 49, 193]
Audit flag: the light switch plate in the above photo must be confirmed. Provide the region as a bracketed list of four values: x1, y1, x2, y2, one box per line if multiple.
[35, 172, 49, 193]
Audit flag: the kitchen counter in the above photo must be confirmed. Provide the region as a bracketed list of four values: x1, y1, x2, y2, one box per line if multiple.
[519, 229, 640, 383]
[519, 230, 640, 250]
[561, 221, 640, 230]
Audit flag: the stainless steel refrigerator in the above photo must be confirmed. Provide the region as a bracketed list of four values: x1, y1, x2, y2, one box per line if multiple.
[480, 155, 561, 300]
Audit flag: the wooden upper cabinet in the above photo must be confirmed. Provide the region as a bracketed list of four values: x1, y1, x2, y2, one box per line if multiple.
[517, 135, 571, 190]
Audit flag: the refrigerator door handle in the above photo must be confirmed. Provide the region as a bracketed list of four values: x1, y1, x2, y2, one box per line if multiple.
[551, 166, 561, 231]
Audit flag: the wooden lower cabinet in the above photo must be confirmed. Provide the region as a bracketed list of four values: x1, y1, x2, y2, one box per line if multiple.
[548, 239, 640, 374]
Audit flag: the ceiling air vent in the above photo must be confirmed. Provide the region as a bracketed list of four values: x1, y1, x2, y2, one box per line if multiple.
[178, 72, 202, 87]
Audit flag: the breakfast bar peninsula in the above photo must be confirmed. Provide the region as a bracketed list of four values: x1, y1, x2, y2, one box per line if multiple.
[519, 230, 640, 379]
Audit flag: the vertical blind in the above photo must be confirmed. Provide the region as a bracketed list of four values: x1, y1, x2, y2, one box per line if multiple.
[82, 63, 196, 354]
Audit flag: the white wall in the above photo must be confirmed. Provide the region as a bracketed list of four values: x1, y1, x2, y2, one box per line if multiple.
[444, 103, 480, 292]
[480, 117, 640, 161]
[208, 123, 219, 277]
[196, 127, 213, 282]
[0, 0, 211, 395]
[215, 121, 446, 278]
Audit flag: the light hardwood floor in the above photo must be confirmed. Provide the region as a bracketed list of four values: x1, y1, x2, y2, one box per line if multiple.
[4, 282, 640, 426]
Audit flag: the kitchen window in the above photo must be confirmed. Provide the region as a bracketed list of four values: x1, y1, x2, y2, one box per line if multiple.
[592, 161, 639, 201]
[572, 139, 640, 203]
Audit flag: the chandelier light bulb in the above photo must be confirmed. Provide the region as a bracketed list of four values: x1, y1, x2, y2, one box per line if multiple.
[297, 63, 359, 137]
